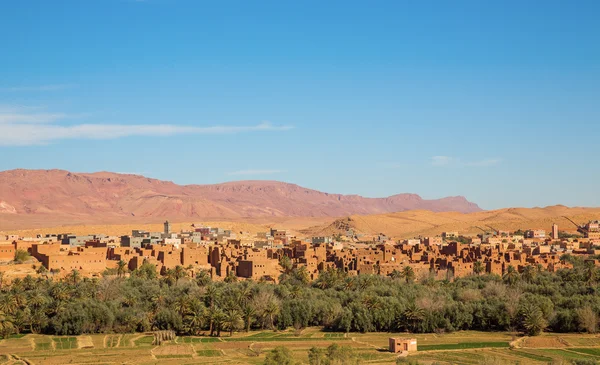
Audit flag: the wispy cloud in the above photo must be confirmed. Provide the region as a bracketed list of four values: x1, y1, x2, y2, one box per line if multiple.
[463, 158, 503, 167]
[431, 156, 454, 166]
[0, 106, 293, 146]
[430, 156, 502, 167]
[227, 169, 286, 176]
[0, 112, 69, 124]
[0, 84, 75, 92]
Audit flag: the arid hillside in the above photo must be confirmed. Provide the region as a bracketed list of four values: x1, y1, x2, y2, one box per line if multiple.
[302, 206, 600, 239]
[0, 169, 481, 230]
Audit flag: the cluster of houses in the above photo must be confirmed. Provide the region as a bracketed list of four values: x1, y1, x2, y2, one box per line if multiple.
[1, 220, 600, 281]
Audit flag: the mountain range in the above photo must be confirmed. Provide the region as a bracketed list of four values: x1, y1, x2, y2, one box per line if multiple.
[0, 169, 481, 229]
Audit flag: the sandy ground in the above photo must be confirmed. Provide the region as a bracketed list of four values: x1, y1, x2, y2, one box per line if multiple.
[3, 206, 600, 241]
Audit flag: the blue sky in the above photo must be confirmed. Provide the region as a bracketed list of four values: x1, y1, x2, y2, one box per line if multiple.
[1, 0, 598, 210]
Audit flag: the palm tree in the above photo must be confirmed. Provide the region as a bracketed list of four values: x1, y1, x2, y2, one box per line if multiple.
[184, 300, 206, 336]
[521, 265, 536, 283]
[241, 303, 256, 332]
[359, 275, 374, 290]
[521, 306, 547, 336]
[205, 285, 220, 335]
[401, 302, 425, 333]
[264, 299, 280, 330]
[12, 293, 27, 310]
[584, 261, 597, 284]
[288, 285, 302, 299]
[196, 270, 211, 287]
[223, 308, 242, 336]
[186, 264, 194, 278]
[473, 261, 485, 275]
[279, 256, 293, 275]
[29, 310, 48, 334]
[293, 266, 310, 285]
[503, 265, 519, 286]
[402, 266, 415, 284]
[173, 295, 190, 316]
[50, 284, 71, 303]
[209, 308, 225, 337]
[0, 310, 14, 339]
[342, 277, 355, 291]
[28, 290, 48, 310]
[22, 275, 35, 290]
[174, 265, 186, 284]
[0, 295, 18, 315]
[68, 269, 81, 285]
[36, 265, 48, 278]
[224, 270, 238, 283]
[237, 284, 253, 306]
[390, 269, 402, 280]
[116, 260, 127, 278]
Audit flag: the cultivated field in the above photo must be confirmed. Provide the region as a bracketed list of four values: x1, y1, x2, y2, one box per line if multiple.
[2, 330, 600, 364]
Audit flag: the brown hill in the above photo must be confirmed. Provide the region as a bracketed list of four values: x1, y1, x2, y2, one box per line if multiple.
[0, 169, 481, 230]
[303, 206, 600, 239]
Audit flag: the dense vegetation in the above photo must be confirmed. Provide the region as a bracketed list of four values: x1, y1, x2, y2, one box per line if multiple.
[1, 257, 600, 338]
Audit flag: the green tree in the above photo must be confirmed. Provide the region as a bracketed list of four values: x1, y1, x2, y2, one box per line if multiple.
[196, 270, 212, 287]
[116, 260, 127, 278]
[402, 266, 415, 284]
[224, 270, 238, 283]
[279, 256, 293, 274]
[390, 269, 402, 280]
[241, 303, 256, 332]
[293, 266, 310, 285]
[67, 269, 81, 285]
[326, 343, 359, 365]
[401, 302, 425, 333]
[308, 347, 327, 365]
[0, 311, 14, 339]
[184, 300, 206, 336]
[521, 265, 536, 283]
[14, 249, 31, 264]
[0, 295, 18, 315]
[520, 305, 547, 336]
[503, 266, 519, 286]
[473, 261, 485, 275]
[223, 308, 242, 336]
[173, 265, 186, 284]
[264, 346, 295, 365]
[584, 261, 598, 284]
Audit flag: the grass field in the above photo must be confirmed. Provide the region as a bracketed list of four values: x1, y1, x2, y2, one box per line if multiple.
[1, 329, 600, 364]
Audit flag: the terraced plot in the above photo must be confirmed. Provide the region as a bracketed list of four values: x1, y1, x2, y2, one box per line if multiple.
[52, 337, 77, 350]
[5, 330, 600, 364]
[196, 349, 223, 357]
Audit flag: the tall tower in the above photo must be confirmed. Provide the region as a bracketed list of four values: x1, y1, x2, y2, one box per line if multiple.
[552, 223, 559, 240]
[164, 220, 171, 237]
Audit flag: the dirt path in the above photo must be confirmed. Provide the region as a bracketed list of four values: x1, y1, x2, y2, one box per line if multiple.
[351, 336, 381, 350]
[509, 336, 527, 348]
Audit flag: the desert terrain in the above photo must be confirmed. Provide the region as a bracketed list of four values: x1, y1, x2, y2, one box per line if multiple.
[4, 205, 600, 241]
[302, 205, 600, 239]
[0, 169, 480, 231]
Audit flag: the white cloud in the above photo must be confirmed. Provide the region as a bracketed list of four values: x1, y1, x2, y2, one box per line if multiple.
[0, 106, 293, 146]
[227, 169, 286, 176]
[431, 156, 454, 166]
[464, 158, 503, 167]
[431, 156, 502, 167]
[0, 112, 68, 124]
[378, 162, 405, 169]
[0, 84, 75, 92]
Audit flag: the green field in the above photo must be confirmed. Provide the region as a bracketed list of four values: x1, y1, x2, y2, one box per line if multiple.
[1, 330, 600, 364]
